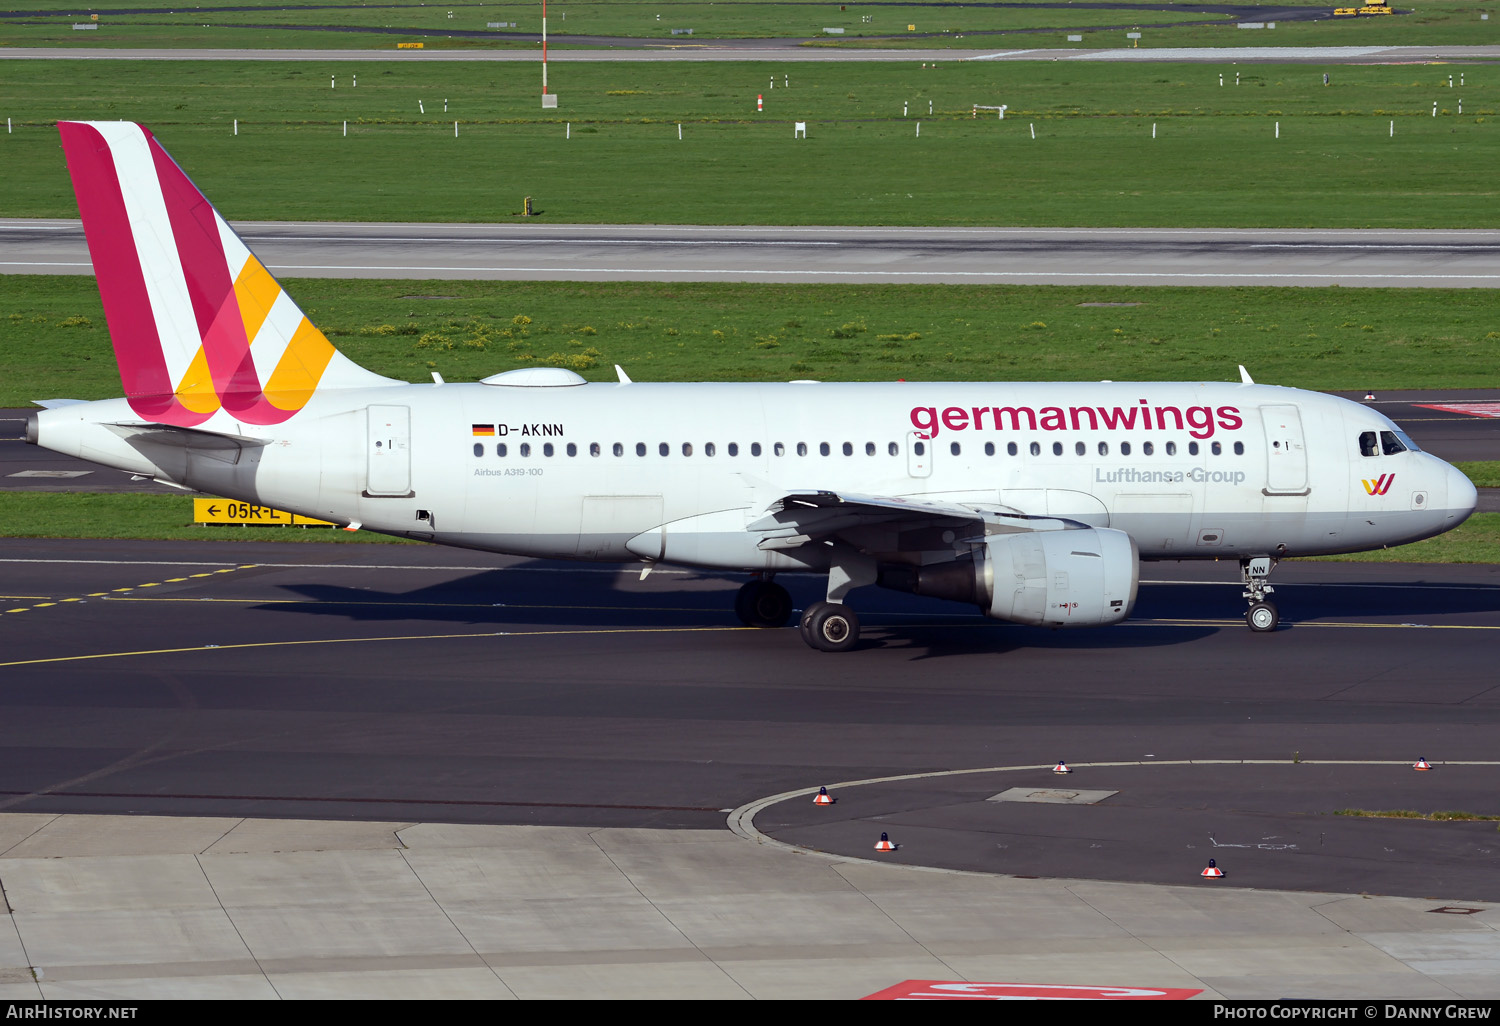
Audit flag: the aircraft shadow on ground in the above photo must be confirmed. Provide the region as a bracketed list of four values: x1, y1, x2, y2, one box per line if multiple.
[1134, 581, 1500, 622]
[251, 563, 1203, 651]
[253, 565, 1500, 650]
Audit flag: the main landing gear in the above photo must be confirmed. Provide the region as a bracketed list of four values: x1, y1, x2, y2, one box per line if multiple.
[799, 601, 860, 653]
[734, 577, 792, 628]
[735, 548, 876, 652]
[1241, 556, 1279, 632]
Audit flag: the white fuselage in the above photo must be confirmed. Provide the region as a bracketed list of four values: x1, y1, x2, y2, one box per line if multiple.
[32, 378, 1476, 573]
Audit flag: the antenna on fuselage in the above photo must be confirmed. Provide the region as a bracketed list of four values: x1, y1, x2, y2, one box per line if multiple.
[1238, 365, 1255, 385]
[615, 365, 633, 384]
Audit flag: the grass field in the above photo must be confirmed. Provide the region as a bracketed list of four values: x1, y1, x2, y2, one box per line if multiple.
[7, 275, 1500, 402]
[1, 2, 1494, 51]
[2, 60, 1496, 227]
[0, 492, 409, 545]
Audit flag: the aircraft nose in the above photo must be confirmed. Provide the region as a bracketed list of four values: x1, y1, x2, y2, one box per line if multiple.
[1447, 461, 1478, 519]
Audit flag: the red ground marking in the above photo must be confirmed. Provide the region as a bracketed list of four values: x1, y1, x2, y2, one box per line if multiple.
[1415, 402, 1500, 419]
[861, 980, 1203, 1000]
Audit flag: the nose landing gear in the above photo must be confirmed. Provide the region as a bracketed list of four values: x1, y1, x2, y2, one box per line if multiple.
[1242, 556, 1279, 632]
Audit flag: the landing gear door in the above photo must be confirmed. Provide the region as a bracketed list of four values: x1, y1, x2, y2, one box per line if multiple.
[906, 431, 932, 478]
[1260, 404, 1308, 495]
[366, 404, 413, 497]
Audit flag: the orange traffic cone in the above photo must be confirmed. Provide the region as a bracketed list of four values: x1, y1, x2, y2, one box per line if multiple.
[1052, 760, 1072, 774]
[1201, 858, 1224, 878]
[813, 786, 834, 805]
[1414, 758, 1431, 771]
[874, 832, 896, 852]
[1364, 392, 1376, 401]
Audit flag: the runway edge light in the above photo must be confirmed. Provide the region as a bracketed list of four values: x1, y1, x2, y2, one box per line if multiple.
[813, 786, 834, 805]
[1201, 858, 1224, 878]
[874, 832, 896, 852]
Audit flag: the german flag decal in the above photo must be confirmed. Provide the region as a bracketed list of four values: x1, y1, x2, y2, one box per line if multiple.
[472, 424, 496, 437]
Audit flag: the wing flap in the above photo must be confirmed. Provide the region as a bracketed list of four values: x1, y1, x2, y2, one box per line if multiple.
[747, 489, 1081, 552]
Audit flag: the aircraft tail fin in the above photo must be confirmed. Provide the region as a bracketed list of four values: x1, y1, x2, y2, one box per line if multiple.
[57, 121, 396, 428]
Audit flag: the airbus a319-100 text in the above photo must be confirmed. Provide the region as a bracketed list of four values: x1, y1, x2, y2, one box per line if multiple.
[26, 122, 1478, 651]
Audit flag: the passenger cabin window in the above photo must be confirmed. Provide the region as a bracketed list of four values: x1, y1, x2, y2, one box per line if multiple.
[914, 441, 927, 456]
[843, 442, 854, 457]
[543, 443, 554, 457]
[1142, 441, 1154, 456]
[590, 443, 600, 457]
[866, 442, 876, 456]
[1075, 441, 1085, 456]
[566, 443, 577, 457]
[520, 443, 531, 457]
[1052, 442, 1063, 456]
[1029, 442, 1041, 456]
[887, 442, 898, 456]
[1188, 442, 1199, 456]
[1381, 430, 1407, 455]
[1009, 442, 1019, 457]
[705, 443, 716, 457]
[951, 442, 962, 456]
[1234, 441, 1244, 455]
[613, 442, 624, 457]
[797, 442, 808, 457]
[752, 443, 763, 457]
[820, 442, 831, 456]
[659, 443, 670, 457]
[636, 443, 646, 457]
[1165, 441, 1177, 456]
[985, 442, 995, 456]
[728, 443, 738, 456]
[473, 443, 483, 457]
[1359, 431, 1379, 457]
[1121, 442, 1132, 456]
[498, 443, 507, 457]
[1098, 441, 1108, 456]
[1212, 441, 1222, 455]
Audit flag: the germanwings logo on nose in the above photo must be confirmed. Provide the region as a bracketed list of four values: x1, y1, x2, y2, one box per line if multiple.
[1363, 474, 1395, 496]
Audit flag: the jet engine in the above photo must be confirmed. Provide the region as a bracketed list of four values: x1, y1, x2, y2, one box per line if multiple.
[877, 526, 1139, 627]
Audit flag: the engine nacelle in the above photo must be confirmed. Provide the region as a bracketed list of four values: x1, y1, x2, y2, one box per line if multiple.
[982, 527, 1138, 627]
[878, 526, 1138, 628]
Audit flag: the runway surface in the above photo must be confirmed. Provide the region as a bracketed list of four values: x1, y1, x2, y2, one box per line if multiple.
[5, 45, 1500, 64]
[9, 220, 1500, 287]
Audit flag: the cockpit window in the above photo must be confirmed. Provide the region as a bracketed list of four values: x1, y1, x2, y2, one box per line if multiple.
[1359, 431, 1378, 457]
[1380, 430, 1407, 456]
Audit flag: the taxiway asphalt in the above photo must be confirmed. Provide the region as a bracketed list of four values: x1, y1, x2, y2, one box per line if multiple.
[1, 540, 1499, 899]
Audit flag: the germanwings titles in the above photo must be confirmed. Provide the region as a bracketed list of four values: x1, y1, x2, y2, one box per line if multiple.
[26, 122, 1478, 651]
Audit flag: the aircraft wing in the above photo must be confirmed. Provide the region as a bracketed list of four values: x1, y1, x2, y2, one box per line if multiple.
[746, 489, 1077, 552]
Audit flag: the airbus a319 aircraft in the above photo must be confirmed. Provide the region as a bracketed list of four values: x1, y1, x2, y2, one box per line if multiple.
[27, 122, 1478, 651]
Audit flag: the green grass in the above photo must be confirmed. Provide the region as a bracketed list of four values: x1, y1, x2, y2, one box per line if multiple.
[9, 276, 1500, 402]
[3, 60, 1497, 227]
[1335, 808, 1500, 821]
[1455, 461, 1500, 488]
[2, 2, 1494, 50]
[0, 491, 410, 544]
